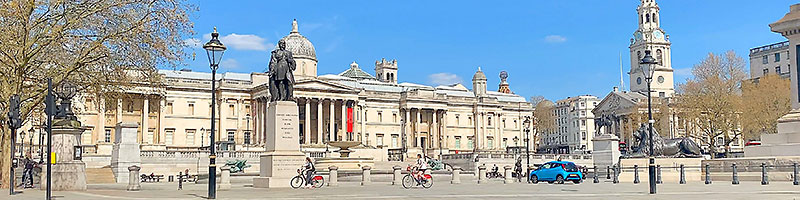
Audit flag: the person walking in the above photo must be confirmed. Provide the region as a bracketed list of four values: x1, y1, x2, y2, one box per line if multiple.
[23, 153, 34, 188]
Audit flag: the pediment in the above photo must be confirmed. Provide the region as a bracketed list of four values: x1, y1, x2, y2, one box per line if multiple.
[294, 78, 358, 93]
[593, 91, 644, 115]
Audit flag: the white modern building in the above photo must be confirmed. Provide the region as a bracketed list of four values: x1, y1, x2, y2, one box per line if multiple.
[539, 95, 599, 154]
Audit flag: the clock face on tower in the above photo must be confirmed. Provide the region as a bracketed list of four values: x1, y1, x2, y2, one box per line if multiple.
[653, 30, 664, 40]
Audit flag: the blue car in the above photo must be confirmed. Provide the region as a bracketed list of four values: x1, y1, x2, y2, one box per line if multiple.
[529, 161, 583, 184]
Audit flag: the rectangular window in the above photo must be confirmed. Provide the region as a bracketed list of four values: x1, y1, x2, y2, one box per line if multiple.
[229, 105, 235, 116]
[456, 116, 460, 125]
[580, 111, 585, 116]
[455, 136, 461, 148]
[391, 134, 399, 148]
[764, 68, 769, 75]
[166, 102, 173, 114]
[378, 113, 382, 122]
[104, 129, 112, 143]
[393, 113, 397, 123]
[244, 131, 251, 144]
[502, 138, 507, 148]
[776, 66, 782, 74]
[775, 53, 781, 62]
[186, 129, 195, 145]
[581, 120, 586, 126]
[376, 134, 384, 147]
[468, 117, 472, 125]
[227, 131, 235, 142]
[467, 136, 473, 149]
[209, 105, 213, 115]
[245, 105, 251, 114]
[145, 130, 154, 144]
[763, 55, 769, 64]
[188, 103, 195, 115]
[165, 129, 174, 145]
[582, 131, 587, 140]
[487, 137, 494, 149]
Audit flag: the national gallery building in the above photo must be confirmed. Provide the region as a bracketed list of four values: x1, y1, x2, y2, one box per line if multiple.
[39, 20, 533, 160]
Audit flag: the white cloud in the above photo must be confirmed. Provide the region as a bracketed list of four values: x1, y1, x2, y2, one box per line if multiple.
[674, 68, 692, 76]
[198, 33, 271, 51]
[428, 73, 463, 86]
[220, 58, 240, 69]
[544, 35, 567, 43]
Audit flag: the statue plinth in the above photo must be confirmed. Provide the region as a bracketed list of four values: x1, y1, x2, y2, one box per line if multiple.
[592, 134, 620, 169]
[111, 122, 141, 183]
[40, 120, 87, 191]
[253, 101, 306, 188]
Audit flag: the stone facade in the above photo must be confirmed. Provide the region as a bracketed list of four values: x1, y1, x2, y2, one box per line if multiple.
[22, 19, 533, 164]
[749, 41, 792, 80]
[539, 95, 599, 154]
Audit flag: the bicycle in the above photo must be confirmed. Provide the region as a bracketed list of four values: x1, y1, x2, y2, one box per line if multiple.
[290, 168, 324, 189]
[402, 165, 433, 189]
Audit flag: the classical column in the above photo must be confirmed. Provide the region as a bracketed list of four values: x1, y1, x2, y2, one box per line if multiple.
[404, 109, 410, 149]
[253, 99, 259, 145]
[441, 111, 447, 149]
[142, 97, 149, 144]
[117, 98, 123, 123]
[497, 113, 503, 150]
[341, 100, 347, 141]
[317, 98, 323, 144]
[97, 98, 106, 144]
[417, 109, 422, 148]
[329, 99, 335, 142]
[305, 98, 311, 145]
[431, 110, 437, 149]
[360, 104, 365, 142]
[156, 98, 163, 144]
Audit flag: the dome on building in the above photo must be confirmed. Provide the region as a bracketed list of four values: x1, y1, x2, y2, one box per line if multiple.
[472, 67, 487, 80]
[278, 19, 317, 61]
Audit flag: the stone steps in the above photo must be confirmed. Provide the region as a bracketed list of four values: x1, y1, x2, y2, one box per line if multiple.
[86, 167, 116, 184]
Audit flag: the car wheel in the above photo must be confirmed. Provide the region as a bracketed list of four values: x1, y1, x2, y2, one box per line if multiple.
[556, 175, 564, 184]
[530, 175, 539, 184]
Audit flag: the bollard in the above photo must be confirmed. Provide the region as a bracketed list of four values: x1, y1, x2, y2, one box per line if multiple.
[477, 165, 487, 184]
[732, 163, 739, 185]
[705, 164, 711, 184]
[219, 166, 231, 190]
[127, 165, 141, 191]
[328, 166, 339, 187]
[761, 162, 769, 185]
[451, 167, 462, 184]
[593, 166, 599, 183]
[633, 165, 640, 184]
[503, 165, 513, 184]
[392, 165, 402, 185]
[794, 163, 799, 185]
[361, 165, 372, 186]
[612, 165, 619, 184]
[606, 165, 611, 179]
[679, 164, 686, 184]
[656, 165, 662, 184]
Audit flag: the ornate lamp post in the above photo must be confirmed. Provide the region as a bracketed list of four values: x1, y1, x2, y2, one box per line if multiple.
[203, 27, 226, 199]
[639, 50, 658, 194]
[523, 116, 531, 182]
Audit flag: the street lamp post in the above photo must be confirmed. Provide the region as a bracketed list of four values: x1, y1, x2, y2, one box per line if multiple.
[28, 127, 34, 157]
[639, 50, 658, 194]
[203, 27, 226, 199]
[523, 116, 531, 183]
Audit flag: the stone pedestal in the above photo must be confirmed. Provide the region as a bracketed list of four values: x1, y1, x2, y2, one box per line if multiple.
[127, 166, 141, 191]
[111, 122, 141, 183]
[219, 166, 231, 190]
[253, 101, 306, 188]
[592, 134, 620, 170]
[40, 124, 87, 191]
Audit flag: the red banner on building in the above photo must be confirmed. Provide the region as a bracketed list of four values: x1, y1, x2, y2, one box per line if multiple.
[346, 107, 353, 132]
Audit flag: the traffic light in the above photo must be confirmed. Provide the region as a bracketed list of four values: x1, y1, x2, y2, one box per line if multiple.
[7, 94, 21, 129]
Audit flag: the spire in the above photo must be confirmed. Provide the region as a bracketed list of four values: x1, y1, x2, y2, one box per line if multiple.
[291, 19, 299, 34]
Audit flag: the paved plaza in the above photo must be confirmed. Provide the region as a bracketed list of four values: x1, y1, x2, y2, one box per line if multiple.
[5, 176, 800, 200]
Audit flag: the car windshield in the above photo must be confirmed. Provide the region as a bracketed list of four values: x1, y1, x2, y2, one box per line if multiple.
[564, 163, 578, 172]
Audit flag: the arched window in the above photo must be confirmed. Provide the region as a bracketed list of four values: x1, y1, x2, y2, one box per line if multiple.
[646, 14, 650, 23]
[641, 15, 644, 24]
[653, 14, 657, 23]
[656, 49, 663, 64]
[637, 51, 642, 59]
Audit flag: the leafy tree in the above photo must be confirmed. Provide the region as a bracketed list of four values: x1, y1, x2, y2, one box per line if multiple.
[741, 74, 792, 142]
[0, 0, 194, 188]
[675, 51, 746, 158]
[533, 99, 555, 151]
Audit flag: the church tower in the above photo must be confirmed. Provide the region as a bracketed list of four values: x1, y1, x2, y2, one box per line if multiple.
[629, 0, 674, 98]
[375, 58, 397, 84]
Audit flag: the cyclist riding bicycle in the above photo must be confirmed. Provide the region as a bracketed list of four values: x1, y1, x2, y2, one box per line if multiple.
[302, 157, 315, 188]
[415, 154, 428, 180]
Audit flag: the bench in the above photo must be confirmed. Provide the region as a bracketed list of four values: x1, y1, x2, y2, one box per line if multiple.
[140, 174, 165, 182]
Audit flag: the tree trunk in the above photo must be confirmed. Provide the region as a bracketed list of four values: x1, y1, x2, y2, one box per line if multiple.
[0, 128, 10, 189]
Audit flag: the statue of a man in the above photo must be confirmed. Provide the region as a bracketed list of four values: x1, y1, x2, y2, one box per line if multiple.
[268, 39, 296, 101]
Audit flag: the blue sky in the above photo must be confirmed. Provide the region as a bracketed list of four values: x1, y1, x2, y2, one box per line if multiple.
[180, 0, 795, 101]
